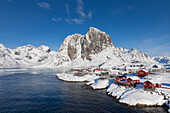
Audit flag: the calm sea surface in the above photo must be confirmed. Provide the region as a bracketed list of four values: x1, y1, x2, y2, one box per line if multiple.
[0, 68, 167, 113]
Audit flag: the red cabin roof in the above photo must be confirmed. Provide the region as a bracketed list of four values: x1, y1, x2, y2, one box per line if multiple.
[86, 69, 91, 72]
[127, 78, 140, 84]
[94, 68, 103, 72]
[143, 81, 154, 88]
[137, 70, 148, 77]
[143, 80, 161, 88]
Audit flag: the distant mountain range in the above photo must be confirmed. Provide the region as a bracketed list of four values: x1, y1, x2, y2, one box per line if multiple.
[153, 56, 170, 64]
[0, 27, 159, 68]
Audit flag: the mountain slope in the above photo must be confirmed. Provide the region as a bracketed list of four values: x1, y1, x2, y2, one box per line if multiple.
[0, 44, 18, 66]
[0, 44, 58, 67]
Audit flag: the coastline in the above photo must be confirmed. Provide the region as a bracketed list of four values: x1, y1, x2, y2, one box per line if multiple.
[56, 72, 169, 108]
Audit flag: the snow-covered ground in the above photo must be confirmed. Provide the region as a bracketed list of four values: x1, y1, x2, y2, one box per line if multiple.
[56, 73, 99, 82]
[107, 83, 165, 106]
[91, 78, 109, 89]
[56, 71, 170, 108]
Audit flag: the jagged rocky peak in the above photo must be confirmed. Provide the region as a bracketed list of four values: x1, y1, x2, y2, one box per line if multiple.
[57, 27, 114, 62]
[38, 45, 51, 53]
[15, 44, 35, 52]
[130, 48, 148, 58]
[116, 47, 129, 52]
[81, 27, 114, 60]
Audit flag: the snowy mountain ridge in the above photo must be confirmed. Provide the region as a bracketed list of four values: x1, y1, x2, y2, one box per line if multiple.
[153, 56, 170, 64]
[116, 47, 155, 64]
[0, 44, 58, 67]
[0, 27, 157, 68]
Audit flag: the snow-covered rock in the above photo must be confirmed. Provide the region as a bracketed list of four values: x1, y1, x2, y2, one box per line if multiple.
[91, 78, 109, 89]
[56, 73, 99, 82]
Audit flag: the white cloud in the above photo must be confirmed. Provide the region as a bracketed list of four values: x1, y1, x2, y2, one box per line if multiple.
[112, 5, 134, 15]
[142, 35, 170, 44]
[76, 0, 86, 17]
[52, 17, 62, 22]
[143, 39, 154, 43]
[72, 18, 84, 24]
[64, 0, 93, 24]
[88, 11, 92, 19]
[37, 2, 50, 9]
[160, 52, 170, 57]
[65, 18, 72, 24]
[144, 42, 170, 57]
[65, 4, 70, 14]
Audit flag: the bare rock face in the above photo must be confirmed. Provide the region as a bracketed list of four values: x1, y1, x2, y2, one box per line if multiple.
[81, 27, 114, 60]
[57, 33, 83, 61]
[67, 34, 83, 60]
[57, 27, 114, 62]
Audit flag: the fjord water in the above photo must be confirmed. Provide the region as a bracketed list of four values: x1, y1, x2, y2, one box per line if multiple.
[0, 68, 167, 113]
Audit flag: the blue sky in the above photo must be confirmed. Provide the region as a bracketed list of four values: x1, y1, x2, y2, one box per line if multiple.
[0, 0, 170, 57]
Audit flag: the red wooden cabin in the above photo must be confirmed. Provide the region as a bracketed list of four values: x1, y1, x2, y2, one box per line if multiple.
[94, 68, 103, 72]
[143, 81, 161, 89]
[127, 78, 140, 85]
[86, 69, 92, 72]
[114, 75, 127, 81]
[137, 70, 148, 77]
[114, 76, 140, 87]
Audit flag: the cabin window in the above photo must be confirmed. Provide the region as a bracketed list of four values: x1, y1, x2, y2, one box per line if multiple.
[131, 81, 133, 83]
[144, 83, 146, 85]
[149, 84, 152, 87]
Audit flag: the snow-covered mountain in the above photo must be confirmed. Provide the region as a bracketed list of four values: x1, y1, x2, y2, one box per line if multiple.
[0, 27, 157, 68]
[54, 27, 122, 68]
[0, 44, 58, 67]
[0, 44, 18, 66]
[153, 56, 170, 64]
[116, 47, 156, 64]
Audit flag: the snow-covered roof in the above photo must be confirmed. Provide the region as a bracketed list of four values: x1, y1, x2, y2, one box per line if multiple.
[128, 76, 140, 80]
[140, 69, 148, 73]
